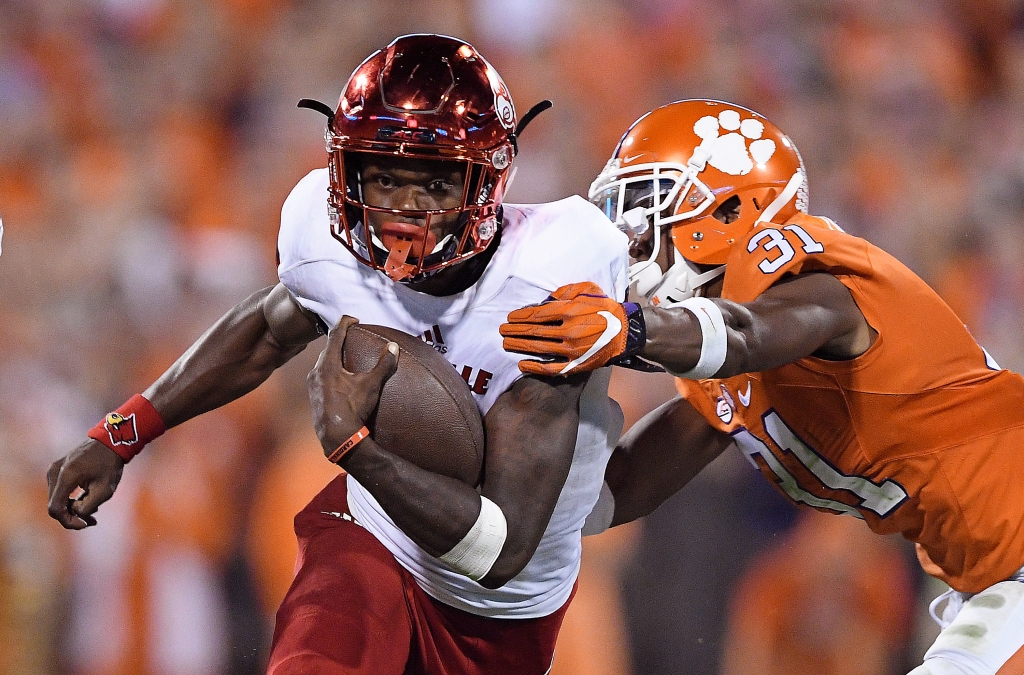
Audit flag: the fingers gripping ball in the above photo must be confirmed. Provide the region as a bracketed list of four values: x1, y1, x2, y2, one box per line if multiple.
[500, 282, 645, 376]
[341, 324, 485, 486]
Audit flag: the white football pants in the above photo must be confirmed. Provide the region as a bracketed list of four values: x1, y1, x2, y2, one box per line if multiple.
[908, 569, 1024, 675]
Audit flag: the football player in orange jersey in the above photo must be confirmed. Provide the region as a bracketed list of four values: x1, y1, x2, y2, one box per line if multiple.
[501, 99, 1024, 675]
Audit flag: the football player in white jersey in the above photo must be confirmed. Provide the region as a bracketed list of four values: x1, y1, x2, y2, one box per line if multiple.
[47, 35, 628, 675]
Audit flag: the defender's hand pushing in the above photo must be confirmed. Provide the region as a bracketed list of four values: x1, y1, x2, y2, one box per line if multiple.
[500, 282, 648, 376]
[307, 315, 399, 463]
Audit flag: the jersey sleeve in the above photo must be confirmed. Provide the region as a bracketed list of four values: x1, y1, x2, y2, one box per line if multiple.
[514, 196, 630, 301]
[721, 213, 873, 303]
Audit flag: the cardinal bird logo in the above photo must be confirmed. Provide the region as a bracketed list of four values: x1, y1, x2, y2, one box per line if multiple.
[104, 412, 138, 446]
[485, 66, 515, 130]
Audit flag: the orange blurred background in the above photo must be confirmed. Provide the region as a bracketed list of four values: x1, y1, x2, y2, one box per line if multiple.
[2, 1, 1022, 673]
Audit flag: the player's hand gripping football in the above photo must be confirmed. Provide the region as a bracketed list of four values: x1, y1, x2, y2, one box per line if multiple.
[307, 315, 398, 461]
[47, 440, 125, 529]
[500, 282, 651, 376]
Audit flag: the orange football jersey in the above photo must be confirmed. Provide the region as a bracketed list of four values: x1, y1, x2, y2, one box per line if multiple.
[676, 213, 1024, 593]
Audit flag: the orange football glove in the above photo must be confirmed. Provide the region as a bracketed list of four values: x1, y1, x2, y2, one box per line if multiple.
[500, 282, 653, 376]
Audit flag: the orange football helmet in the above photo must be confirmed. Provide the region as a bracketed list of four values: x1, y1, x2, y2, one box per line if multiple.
[301, 34, 520, 282]
[589, 99, 808, 305]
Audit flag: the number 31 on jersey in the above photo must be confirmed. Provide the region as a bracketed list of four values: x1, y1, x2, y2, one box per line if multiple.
[748, 224, 824, 274]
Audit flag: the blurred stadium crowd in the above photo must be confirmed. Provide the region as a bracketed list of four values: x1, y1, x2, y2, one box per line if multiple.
[2, 0, 1024, 673]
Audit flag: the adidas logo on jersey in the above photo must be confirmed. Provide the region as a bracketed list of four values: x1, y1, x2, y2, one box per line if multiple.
[420, 324, 448, 353]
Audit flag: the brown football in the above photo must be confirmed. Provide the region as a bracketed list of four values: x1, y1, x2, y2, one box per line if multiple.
[341, 323, 485, 486]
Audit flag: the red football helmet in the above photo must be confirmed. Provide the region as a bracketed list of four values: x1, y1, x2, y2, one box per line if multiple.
[589, 100, 807, 305]
[302, 34, 521, 282]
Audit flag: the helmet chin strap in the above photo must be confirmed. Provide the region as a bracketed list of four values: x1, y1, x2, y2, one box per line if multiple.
[627, 216, 663, 296]
[631, 167, 795, 306]
[754, 170, 804, 225]
[632, 258, 725, 307]
[628, 211, 727, 304]
[655, 260, 725, 306]
[631, 259, 664, 297]
[644, 172, 799, 304]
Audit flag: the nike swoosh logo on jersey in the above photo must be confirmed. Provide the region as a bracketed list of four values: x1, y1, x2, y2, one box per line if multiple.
[559, 310, 622, 375]
[738, 381, 752, 407]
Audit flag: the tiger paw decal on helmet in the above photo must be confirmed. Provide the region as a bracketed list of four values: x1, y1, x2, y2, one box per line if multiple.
[589, 99, 809, 299]
[693, 109, 778, 176]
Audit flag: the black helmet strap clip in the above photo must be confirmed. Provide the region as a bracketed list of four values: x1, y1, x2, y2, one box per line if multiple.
[297, 98, 336, 126]
[510, 99, 552, 156]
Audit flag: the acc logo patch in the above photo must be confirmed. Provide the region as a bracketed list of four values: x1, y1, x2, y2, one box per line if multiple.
[719, 384, 736, 410]
[104, 412, 138, 446]
[482, 59, 515, 130]
[716, 397, 733, 424]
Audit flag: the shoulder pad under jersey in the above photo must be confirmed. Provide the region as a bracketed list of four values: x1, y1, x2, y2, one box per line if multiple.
[506, 196, 629, 301]
[277, 168, 334, 273]
[722, 213, 870, 303]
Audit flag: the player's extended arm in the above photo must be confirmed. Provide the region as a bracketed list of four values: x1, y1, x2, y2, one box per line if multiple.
[503, 272, 873, 377]
[46, 283, 322, 529]
[142, 283, 321, 426]
[642, 271, 873, 376]
[308, 318, 587, 588]
[604, 396, 733, 526]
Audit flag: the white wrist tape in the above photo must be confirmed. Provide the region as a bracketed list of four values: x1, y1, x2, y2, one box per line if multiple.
[439, 496, 507, 581]
[669, 297, 728, 379]
[582, 480, 615, 536]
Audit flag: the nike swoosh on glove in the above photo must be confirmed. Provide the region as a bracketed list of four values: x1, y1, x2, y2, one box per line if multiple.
[500, 282, 651, 376]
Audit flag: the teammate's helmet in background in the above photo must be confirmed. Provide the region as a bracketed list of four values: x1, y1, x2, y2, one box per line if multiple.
[324, 34, 517, 282]
[589, 99, 807, 304]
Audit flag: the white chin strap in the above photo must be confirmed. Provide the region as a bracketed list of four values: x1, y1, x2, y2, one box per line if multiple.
[754, 170, 804, 225]
[627, 213, 664, 297]
[630, 258, 725, 307]
[631, 259, 665, 297]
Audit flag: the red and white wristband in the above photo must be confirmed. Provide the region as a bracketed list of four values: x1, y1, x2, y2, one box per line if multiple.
[87, 394, 166, 462]
[327, 426, 370, 464]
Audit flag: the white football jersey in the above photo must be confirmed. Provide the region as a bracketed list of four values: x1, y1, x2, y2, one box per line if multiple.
[277, 168, 628, 618]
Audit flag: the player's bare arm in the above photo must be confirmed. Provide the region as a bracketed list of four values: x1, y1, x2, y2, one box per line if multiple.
[308, 317, 588, 588]
[605, 395, 732, 526]
[641, 271, 876, 378]
[144, 283, 321, 426]
[47, 283, 321, 530]
[474, 372, 587, 586]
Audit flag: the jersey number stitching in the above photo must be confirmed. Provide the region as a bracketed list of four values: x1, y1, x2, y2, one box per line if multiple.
[733, 410, 908, 519]
[748, 225, 824, 274]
